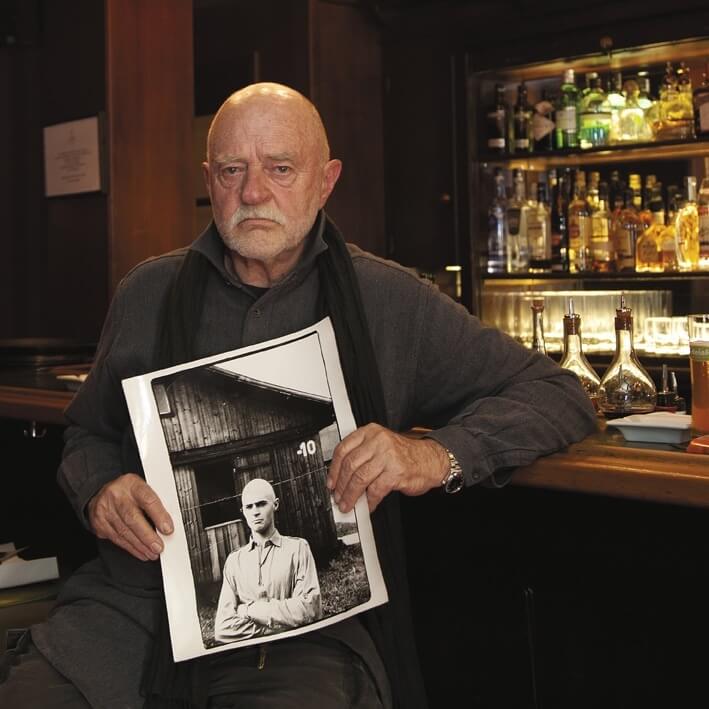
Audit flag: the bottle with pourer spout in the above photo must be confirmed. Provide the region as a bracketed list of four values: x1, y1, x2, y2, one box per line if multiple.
[530, 298, 547, 354]
[559, 297, 601, 409]
[598, 295, 657, 417]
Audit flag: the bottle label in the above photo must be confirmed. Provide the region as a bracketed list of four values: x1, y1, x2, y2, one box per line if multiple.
[487, 138, 505, 149]
[514, 138, 530, 149]
[506, 208, 521, 236]
[690, 343, 709, 362]
[637, 237, 661, 264]
[556, 107, 577, 132]
[699, 206, 709, 258]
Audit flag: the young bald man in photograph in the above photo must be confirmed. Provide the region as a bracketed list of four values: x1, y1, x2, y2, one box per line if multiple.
[214, 478, 322, 643]
[0, 82, 597, 708]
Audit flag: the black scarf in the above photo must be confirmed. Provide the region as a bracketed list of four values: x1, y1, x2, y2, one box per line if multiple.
[141, 215, 428, 709]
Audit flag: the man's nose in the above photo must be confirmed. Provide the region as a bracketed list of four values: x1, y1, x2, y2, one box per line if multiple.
[240, 167, 270, 205]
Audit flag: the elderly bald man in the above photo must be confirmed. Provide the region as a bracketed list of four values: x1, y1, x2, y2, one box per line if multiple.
[0, 81, 597, 709]
[213, 478, 321, 643]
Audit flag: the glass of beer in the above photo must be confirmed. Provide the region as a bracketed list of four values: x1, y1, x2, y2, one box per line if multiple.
[688, 314, 709, 433]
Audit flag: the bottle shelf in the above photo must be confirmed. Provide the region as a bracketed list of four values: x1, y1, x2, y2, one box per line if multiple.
[477, 135, 709, 170]
[482, 272, 709, 283]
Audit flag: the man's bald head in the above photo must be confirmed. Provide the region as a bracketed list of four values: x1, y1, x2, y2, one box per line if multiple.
[207, 82, 330, 165]
[242, 478, 277, 506]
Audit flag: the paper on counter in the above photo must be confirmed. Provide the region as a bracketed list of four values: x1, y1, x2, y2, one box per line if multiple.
[0, 542, 59, 589]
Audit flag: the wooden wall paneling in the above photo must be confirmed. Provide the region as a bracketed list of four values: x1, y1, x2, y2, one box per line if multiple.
[105, 0, 195, 293]
[310, 0, 387, 256]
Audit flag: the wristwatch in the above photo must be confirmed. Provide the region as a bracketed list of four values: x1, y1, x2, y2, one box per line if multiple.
[441, 448, 465, 494]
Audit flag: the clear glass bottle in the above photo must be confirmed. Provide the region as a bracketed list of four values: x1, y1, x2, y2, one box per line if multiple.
[555, 69, 579, 148]
[530, 298, 547, 354]
[567, 170, 592, 272]
[675, 176, 700, 271]
[532, 88, 555, 152]
[559, 298, 601, 409]
[550, 168, 570, 272]
[603, 71, 626, 144]
[505, 168, 530, 272]
[487, 167, 507, 274]
[527, 180, 552, 273]
[578, 72, 611, 148]
[599, 296, 657, 417]
[655, 61, 695, 140]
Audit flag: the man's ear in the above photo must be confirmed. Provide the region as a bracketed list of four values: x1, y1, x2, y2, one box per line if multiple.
[273, 498, 280, 511]
[202, 161, 212, 200]
[318, 159, 342, 207]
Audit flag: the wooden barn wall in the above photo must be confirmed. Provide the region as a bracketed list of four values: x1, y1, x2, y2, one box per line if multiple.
[158, 373, 333, 456]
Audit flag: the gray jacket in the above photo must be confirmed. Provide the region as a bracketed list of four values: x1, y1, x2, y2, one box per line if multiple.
[31, 212, 598, 708]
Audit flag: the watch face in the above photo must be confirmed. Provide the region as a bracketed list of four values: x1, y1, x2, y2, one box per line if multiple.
[444, 471, 464, 494]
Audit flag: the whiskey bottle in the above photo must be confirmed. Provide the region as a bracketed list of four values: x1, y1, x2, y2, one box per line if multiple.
[487, 167, 507, 274]
[559, 298, 601, 409]
[567, 170, 592, 272]
[590, 181, 614, 272]
[613, 188, 642, 272]
[675, 176, 700, 271]
[555, 69, 579, 149]
[528, 181, 552, 273]
[486, 84, 509, 153]
[598, 296, 657, 417]
[635, 188, 664, 273]
[505, 168, 530, 272]
[603, 71, 626, 144]
[530, 298, 547, 354]
[512, 82, 533, 153]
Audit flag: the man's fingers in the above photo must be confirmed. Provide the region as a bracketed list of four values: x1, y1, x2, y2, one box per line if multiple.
[327, 427, 367, 492]
[134, 480, 173, 535]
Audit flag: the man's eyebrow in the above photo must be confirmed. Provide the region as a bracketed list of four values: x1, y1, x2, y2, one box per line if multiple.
[265, 153, 295, 162]
[213, 154, 246, 164]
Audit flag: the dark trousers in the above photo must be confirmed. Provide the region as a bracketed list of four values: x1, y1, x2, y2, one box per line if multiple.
[1, 630, 385, 709]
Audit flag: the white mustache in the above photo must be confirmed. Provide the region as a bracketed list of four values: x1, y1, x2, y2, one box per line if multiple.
[228, 205, 286, 228]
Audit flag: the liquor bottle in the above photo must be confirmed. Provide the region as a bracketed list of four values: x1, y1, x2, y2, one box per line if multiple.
[486, 84, 509, 153]
[675, 176, 700, 271]
[555, 69, 579, 149]
[635, 187, 664, 273]
[598, 295, 657, 417]
[559, 298, 601, 409]
[512, 82, 533, 153]
[618, 78, 652, 143]
[527, 181, 552, 272]
[487, 167, 507, 274]
[628, 173, 643, 211]
[591, 181, 614, 272]
[567, 170, 592, 272]
[638, 175, 656, 230]
[578, 72, 611, 148]
[530, 298, 547, 354]
[608, 169, 623, 208]
[532, 88, 555, 151]
[697, 159, 709, 270]
[660, 185, 679, 272]
[655, 61, 695, 140]
[694, 61, 709, 137]
[505, 168, 530, 272]
[549, 169, 569, 272]
[603, 71, 626, 144]
[613, 188, 642, 272]
[587, 170, 600, 211]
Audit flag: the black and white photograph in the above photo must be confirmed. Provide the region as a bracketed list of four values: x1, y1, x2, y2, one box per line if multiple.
[122, 317, 387, 661]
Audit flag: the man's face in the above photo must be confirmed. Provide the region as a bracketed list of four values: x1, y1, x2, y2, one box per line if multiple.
[203, 96, 338, 267]
[242, 488, 279, 535]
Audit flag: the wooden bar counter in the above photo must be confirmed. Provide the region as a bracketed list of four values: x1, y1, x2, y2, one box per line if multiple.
[0, 372, 707, 507]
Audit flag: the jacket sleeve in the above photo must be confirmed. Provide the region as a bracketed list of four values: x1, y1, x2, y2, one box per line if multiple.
[410, 284, 599, 487]
[57, 278, 142, 528]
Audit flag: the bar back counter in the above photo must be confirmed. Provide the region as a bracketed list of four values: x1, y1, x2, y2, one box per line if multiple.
[2, 365, 708, 708]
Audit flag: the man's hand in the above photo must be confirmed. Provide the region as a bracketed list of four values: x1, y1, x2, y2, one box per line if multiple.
[327, 424, 450, 513]
[87, 473, 173, 561]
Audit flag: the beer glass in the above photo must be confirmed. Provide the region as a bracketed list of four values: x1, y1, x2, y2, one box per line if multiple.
[688, 314, 709, 433]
